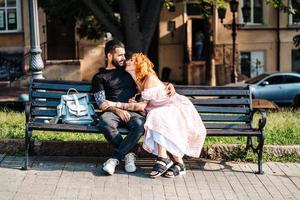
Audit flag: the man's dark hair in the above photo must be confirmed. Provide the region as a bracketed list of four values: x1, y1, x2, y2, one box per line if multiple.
[104, 39, 125, 57]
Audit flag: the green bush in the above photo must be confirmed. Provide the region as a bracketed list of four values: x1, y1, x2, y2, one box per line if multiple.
[0, 109, 299, 145]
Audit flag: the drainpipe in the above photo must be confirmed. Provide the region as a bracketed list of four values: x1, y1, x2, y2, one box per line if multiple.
[28, 0, 44, 80]
[276, 8, 280, 72]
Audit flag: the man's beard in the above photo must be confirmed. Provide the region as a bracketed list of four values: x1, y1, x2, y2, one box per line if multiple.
[112, 59, 124, 68]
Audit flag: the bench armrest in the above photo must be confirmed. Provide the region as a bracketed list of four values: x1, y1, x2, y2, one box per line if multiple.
[25, 103, 31, 123]
[256, 109, 267, 131]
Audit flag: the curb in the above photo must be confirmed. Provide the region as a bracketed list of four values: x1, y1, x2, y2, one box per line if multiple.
[1, 139, 300, 159]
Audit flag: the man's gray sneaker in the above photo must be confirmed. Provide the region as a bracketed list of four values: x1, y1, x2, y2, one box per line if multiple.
[102, 158, 119, 175]
[124, 153, 136, 173]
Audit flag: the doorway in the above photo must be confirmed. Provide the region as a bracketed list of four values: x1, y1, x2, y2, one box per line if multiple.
[46, 18, 76, 60]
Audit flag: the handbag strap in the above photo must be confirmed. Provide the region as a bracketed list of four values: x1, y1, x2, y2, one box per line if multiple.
[67, 88, 79, 95]
[72, 94, 81, 115]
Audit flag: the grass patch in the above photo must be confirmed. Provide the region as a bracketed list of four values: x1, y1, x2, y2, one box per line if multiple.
[0, 109, 105, 141]
[0, 109, 299, 145]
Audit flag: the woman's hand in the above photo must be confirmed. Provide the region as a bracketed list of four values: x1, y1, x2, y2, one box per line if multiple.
[128, 98, 137, 103]
[129, 93, 141, 103]
[165, 83, 176, 96]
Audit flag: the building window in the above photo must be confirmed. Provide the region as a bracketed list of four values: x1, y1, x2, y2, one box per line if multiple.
[289, 0, 300, 24]
[240, 51, 265, 79]
[0, 0, 22, 33]
[292, 49, 300, 73]
[241, 0, 263, 24]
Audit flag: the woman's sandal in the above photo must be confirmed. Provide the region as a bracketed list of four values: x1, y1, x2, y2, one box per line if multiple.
[163, 162, 186, 178]
[149, 157, 173, 178]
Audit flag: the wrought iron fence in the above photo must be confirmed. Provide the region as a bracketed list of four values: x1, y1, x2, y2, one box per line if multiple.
[0, 53, 24, 81]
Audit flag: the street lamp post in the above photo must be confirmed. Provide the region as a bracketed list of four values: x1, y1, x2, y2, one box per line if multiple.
[28, 0, 44, 80]
[230, 0, 238, 83]
[218, 0, 250, 83]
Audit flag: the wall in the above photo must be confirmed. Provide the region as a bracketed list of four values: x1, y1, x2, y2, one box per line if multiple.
[159, 2, 186, 83]
[77, 37, 105, 82]
[215, 0, 298, 77]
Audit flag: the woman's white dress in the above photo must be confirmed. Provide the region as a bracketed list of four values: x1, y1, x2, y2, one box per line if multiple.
[142, 86, 207, 158]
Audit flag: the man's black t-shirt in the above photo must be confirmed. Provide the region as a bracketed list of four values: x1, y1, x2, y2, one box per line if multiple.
[92, 67, 137, 105]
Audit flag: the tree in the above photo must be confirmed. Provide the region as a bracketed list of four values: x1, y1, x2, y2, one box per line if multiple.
[40, 0, 298, 54]
[40, 0, 163, 54]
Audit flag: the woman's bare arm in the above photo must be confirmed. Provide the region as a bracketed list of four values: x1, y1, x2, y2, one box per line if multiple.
[106, 100, 147, 112]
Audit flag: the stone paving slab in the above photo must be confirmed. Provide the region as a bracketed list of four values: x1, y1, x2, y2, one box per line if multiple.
[0, 155, 299, 200]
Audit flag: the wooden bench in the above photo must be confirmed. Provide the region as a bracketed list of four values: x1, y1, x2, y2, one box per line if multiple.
[23, 79, 267, 174]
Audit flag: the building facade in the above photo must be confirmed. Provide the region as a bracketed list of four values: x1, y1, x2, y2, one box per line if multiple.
[159, 0, 300, 85]
[0, 0, 299, 85]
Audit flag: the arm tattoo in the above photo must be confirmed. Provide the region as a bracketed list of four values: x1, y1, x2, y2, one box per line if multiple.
[94, 91, 106, 106]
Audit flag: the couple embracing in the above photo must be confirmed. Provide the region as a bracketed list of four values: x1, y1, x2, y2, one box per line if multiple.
[92, 40, 206, 178]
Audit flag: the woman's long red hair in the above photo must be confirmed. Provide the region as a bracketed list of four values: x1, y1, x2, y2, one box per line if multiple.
[132, 53, 156, 82]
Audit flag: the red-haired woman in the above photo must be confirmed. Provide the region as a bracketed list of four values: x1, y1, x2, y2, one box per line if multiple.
[105, 53, 206, 178]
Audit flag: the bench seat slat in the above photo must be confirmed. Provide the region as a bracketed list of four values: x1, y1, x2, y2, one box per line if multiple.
[27, 122, 258, 136]
[190, 98, 250, 105]
[206, 129, 260, 136]
[32, 82, 92, 92]
[27, 122, 128, 133]
[204, 123, 251, 129]
[196, 106, 250, 114]
[31, 118, 252, 130]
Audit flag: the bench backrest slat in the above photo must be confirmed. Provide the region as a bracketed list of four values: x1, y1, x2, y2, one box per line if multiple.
[201, 115, 250, 122]
[29, 80, 253, 130]
[32, 81, 92, 92]
[32, 91, 94, 100]
[195, 106, 250, 114]
[176, 87, 250, 96]
[190, 98, 250, 105]
[32, 100, 99, 109]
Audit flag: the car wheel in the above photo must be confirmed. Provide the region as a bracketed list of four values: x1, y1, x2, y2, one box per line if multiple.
[292, 94, 300, 110]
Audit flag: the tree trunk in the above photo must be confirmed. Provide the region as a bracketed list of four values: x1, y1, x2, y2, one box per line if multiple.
[139, 0, 164, 53]
[119, 0, 143, 52]
[83, 0, 163, 54]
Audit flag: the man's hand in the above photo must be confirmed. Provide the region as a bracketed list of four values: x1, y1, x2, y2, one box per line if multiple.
[115, 109, 131, 122]
[165, 83, 176, 96]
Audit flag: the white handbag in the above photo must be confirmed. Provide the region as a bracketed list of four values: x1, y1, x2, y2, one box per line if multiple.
[54, 88, 95, 125]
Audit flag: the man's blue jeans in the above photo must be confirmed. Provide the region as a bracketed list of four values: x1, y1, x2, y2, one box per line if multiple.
[97, 111, 145, 161]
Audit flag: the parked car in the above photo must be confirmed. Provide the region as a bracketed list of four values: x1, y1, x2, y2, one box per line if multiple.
[246, 72, 300, 106]
[229, 72, 300, 106]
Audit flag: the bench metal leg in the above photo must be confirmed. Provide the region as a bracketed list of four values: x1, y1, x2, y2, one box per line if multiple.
[246, 136, 252, 151]
[22, 127, 31, 170]
[257, 134, 265, 174]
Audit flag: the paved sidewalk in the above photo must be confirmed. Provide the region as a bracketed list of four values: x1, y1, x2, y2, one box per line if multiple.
[0, 154, 299, 200]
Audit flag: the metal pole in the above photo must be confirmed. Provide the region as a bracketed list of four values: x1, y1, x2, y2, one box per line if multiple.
[28, 0, 44, 80]
[231, 10, 237, 83]
[276, 8, 280, 72]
